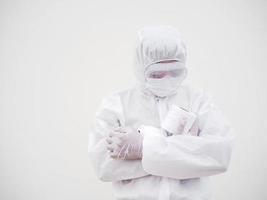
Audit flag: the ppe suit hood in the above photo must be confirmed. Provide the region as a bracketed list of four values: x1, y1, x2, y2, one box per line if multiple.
[133, 25, 187, 92]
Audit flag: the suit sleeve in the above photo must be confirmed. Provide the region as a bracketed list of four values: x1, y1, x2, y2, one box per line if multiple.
[140, 92, 235, 179]
[88, 93, 148, 182]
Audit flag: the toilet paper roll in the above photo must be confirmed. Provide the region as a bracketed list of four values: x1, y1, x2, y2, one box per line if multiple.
[161, 105, 196, 135]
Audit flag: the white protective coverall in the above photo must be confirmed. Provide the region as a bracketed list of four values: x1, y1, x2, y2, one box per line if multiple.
[88, 25, 234, 200]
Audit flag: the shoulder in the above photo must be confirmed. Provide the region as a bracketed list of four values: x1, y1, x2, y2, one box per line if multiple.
[96, 86, 135, 118]
[180, 83, 215, 113]
[100, 86, 135, 105]
[180, 83, 212, 99]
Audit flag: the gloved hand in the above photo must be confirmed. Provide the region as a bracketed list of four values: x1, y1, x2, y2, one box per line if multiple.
[161, 105, 197, 135]
[188, 118, 200, 136]
[106, 127, 143, 160]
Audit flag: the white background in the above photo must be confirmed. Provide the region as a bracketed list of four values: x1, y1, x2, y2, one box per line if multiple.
[1, 0, 266, 199]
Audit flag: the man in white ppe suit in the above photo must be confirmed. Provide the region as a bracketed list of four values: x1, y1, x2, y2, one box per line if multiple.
[89, 25, 234, 200]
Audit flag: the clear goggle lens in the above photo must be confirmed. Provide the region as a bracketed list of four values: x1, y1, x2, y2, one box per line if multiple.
[148, 69, 185, 79]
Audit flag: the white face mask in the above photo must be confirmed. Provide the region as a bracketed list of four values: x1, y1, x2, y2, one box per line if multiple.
[145, 77, 180, 97]
[144, 62, 187, 97]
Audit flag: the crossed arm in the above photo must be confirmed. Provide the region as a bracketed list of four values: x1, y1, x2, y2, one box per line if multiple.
[88, 93, 234, 181]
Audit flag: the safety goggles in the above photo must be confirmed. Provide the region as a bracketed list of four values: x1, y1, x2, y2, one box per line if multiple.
[148, 69, 184, 79]
[145, 61, 186, 79]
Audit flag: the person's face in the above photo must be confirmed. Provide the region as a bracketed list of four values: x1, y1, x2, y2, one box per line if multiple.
[146, 60, 185, 79]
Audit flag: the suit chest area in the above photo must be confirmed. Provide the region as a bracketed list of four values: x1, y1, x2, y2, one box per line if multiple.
[121, 93, 191, 130]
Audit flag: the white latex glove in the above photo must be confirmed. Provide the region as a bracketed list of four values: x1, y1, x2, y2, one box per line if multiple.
[106, 127, 143, 160]
[161, 105, 197, 135]
[188, 118, 200, 136]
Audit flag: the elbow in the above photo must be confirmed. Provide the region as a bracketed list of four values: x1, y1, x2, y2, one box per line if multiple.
[89, 154, 118, 182]
[218, 161, 230, 174]
[210, 158, 230, 176]
[90, 158, 115, 182]
[211, 139, 233, 175]
[191, 162, 230, 178]
[90, 164, 115, 183]
[219, 146, 233, 174]
[217, 164, 228, 174]
[88, 150, 114, 182]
